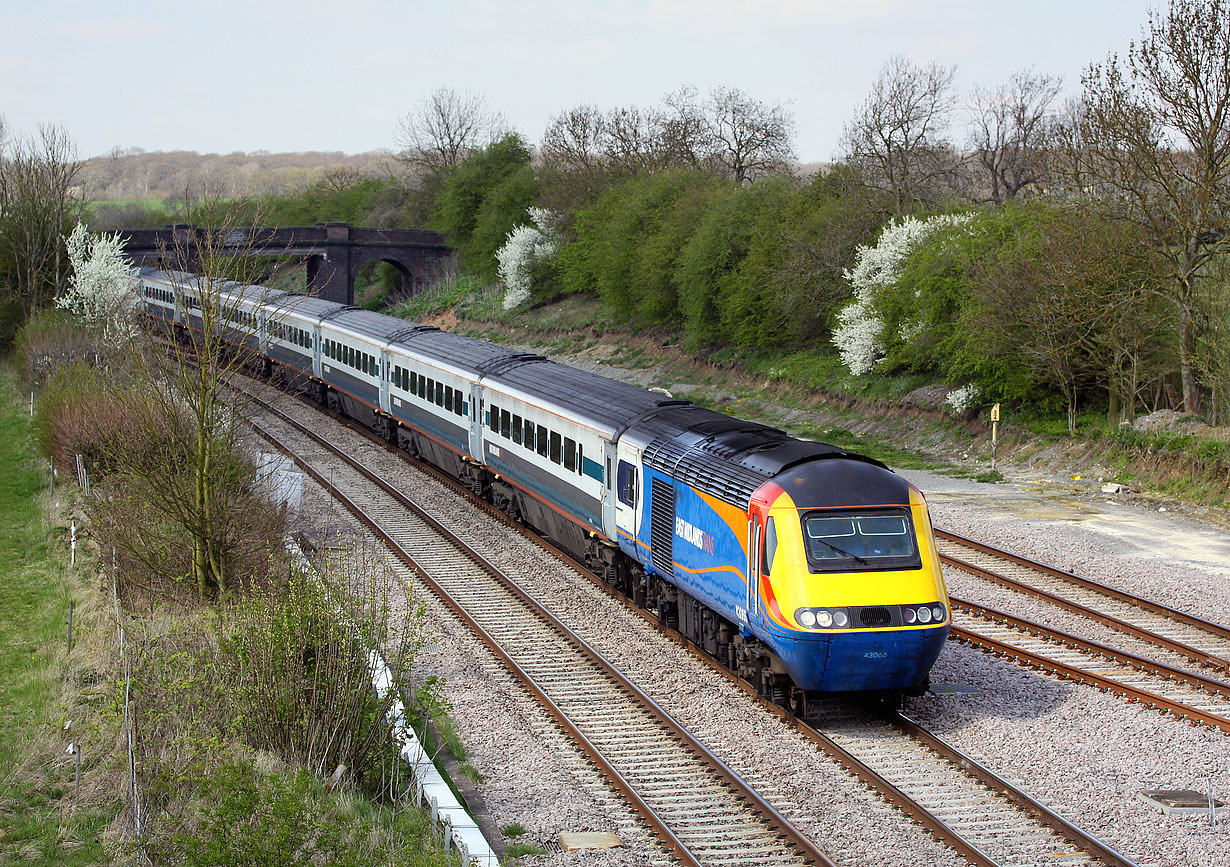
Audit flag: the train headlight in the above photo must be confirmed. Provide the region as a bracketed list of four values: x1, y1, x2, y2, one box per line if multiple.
[903, 607, 917, 624]
[931, 604, 946, 622]
[833, 610, 849, 628]
[815, 610, 833, 628]
[797, 609, 817, 628]
[917, 606, 933, 623]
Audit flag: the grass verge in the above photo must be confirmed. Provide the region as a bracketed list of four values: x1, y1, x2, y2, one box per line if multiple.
[0, 364, 116, 864]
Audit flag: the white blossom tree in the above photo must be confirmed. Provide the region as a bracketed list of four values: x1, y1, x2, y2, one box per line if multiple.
[57, 222, 139, 346]
[496, 207, 560, 309]
[833, 213, 972, 375]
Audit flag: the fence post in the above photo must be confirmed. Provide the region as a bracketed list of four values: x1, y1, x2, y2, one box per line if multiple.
[66, 601, 74, 654]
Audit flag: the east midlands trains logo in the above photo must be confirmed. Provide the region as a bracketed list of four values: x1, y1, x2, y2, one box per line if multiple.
[675, 517, 715, 555]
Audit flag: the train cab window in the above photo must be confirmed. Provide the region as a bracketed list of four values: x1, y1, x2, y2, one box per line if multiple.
[617, 461, 637, 507]
[563, 437, 576, 472]
[549, 431, 562, 464]
[536, 424, 549, 457]
[802, 511, 918, 571]
[511, 415, 522, 445]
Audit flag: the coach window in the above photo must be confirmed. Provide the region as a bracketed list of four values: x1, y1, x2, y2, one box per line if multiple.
[523, 420, 535, 451]
[563, 437, 576, 472]
[537, 424, 549, 457]
[454, 390, 464, 416]
[426, 378, 435, 403]
[499, 409, 511, 438]
[512, 414, 523, 445]
[444, 385, 453, 410]
[617, 461, 637, 506]
[549, 431, 562, 464]
[489, 404, 500, 433]
[435, 381, 444, 406]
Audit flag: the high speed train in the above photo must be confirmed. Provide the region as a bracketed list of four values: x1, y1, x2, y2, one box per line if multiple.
[139, 267, 950, 709]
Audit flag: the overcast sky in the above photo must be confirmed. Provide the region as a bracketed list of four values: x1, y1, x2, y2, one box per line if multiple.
[1, 0, 1163, 162]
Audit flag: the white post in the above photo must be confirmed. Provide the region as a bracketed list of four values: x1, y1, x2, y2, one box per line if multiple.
[70, 521, 76, 566]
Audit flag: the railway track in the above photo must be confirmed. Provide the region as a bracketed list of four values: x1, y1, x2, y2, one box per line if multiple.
[233, 378, 1137, 867]
[936, 530, 1230, 673]
[240, 390, 832, 867]
[933, 529, 1230, 732]
[952, 598, 1230, 729]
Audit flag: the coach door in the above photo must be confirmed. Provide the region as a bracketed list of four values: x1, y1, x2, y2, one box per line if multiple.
[378, 349, 390, 412]
[468, 385, 485, 460]
[613, 440, 643, 560]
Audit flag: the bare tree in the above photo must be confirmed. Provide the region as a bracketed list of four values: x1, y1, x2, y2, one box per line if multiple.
[130, 202, 286, 599]
[0, 123, 83, 316]
[968, 69, 1063, 203]
[541, 104, 607, 175]
[602, 105, 663, 174]
[539, 105, 611, 210]
[700, 86, 796, 183]
[656, 87, 716, 170]
[841, 56, 958, 215]
[393, 87, 509, 174]
[1076, 0, 1230, 414]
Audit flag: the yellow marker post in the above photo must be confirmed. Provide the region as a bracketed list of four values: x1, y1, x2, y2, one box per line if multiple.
[990, 403, 1001, 470]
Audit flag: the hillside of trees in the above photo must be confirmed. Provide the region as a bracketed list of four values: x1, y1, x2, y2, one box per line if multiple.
[3, 0, 1230, 439]
[80, 148, 398, 204]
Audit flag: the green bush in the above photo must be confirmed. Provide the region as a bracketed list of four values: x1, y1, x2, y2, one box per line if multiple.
[140, 758, 448, 867]
[431, 135, 538, 278]
[557, 170, 727, 327]
[219, 565, 415, 787]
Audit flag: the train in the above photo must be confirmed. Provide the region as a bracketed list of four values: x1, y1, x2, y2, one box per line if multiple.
[138, 266, 950, 710]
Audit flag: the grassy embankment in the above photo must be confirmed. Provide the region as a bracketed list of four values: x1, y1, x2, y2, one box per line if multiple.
[0, 355, 471, 864]
[0, 368, 115, 863]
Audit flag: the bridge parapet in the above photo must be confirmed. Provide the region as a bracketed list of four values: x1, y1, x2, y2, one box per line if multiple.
[117, 222, 453, 304]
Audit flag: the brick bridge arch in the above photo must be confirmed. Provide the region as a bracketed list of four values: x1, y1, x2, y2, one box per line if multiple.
[118, 221, 453, 304]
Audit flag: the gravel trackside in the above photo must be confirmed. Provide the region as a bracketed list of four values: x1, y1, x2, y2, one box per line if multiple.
[269, 392, 1230, 867]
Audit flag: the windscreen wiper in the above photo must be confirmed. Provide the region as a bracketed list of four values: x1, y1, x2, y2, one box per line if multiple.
[815, 538, 867, 565]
